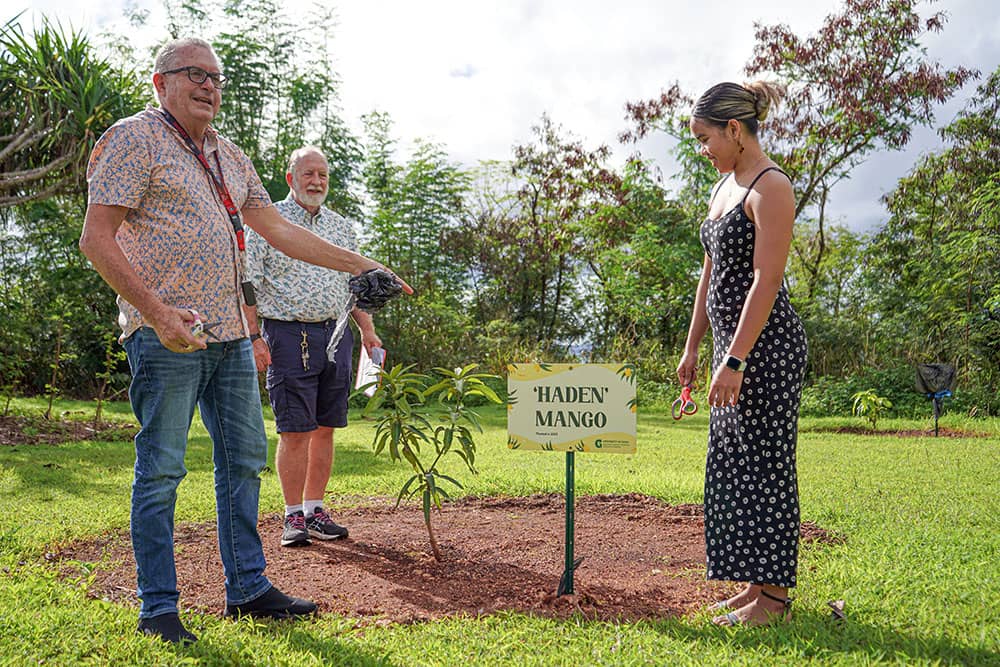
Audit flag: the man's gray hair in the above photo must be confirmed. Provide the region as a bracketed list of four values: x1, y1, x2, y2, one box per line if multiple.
[287, 146, 328, 175]
[154, 38, 217, 73]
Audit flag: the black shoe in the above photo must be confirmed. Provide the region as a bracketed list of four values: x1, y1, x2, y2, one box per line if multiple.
[281, 510, 311, 547]
[306, 507, 349, 540]
[224, 586, 317, 620]
[137, 613, 198, 644]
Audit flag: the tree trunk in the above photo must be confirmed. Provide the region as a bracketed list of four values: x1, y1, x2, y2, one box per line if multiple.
[424, 497, 442, 561]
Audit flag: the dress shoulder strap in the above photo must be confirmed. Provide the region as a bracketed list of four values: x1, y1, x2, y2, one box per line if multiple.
[708, 173, 732, 207]
[741, 167, 791, 204]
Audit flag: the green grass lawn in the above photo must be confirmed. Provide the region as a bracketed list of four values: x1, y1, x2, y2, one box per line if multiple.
[1, 397, 998, 666]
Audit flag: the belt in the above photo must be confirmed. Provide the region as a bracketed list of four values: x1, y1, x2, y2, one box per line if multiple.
[262, 317, 336, 327]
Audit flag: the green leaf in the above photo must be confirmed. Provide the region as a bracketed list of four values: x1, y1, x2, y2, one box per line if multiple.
[471, 383, 502, 404]
[435, 485, 451, 501]
[374, 431, 389, 456]
[395, 474, 421, 508]
[423, 379, 450, 397]
[402, 445, 421, 473]
[436, 473, 464, 490]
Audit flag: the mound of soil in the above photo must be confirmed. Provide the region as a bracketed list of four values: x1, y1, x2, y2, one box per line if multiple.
[57, 493, 836, 624]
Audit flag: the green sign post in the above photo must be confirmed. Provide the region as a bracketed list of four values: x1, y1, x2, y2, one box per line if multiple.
[507, 363, 636, 595]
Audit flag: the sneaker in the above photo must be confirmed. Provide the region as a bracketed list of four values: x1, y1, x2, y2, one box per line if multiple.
[281, 510, 310, 547]
[224, 585, 317, 619]
[137, 612, 198, 644]
[306, 507, 349, 540]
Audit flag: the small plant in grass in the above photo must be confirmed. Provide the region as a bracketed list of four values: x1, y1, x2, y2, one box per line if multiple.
[852, 388, 892, 432]
[93, 331, 127, 428]
[44, 315, 77, 420]
[362, 363, 502, 561]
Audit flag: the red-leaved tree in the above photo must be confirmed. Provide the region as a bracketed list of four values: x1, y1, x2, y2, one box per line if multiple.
[621, 0, 978, 300]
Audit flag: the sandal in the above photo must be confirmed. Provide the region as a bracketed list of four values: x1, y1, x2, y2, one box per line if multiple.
[758, 589, 794, 622]
[709, 584, 758, 611]
[721, 611, 742, 625]
[716, 590, 793, 626]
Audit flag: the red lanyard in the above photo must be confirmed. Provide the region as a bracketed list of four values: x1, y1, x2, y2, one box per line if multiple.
[157, 108, 246, 252]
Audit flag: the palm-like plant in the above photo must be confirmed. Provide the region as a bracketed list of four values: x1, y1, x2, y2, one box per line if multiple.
[363, 363, 501, 560]
[1, 15, 146, 208]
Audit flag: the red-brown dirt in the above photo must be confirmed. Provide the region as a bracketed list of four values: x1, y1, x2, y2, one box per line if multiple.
[0, 415, 138, 446]
[810, 425, 989, 438]
[57, 493, 837, 625]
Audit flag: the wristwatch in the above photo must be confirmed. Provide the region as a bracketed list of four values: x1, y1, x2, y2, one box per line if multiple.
[724, 354, 747, 373]
[249, 333, 262, 342]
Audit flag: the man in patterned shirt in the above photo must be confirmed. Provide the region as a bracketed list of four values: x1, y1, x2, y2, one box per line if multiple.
[79, 38, 408, 645]
[244, 146, 380, 548]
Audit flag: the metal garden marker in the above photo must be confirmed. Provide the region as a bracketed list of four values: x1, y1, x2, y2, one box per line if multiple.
[556, 451, 583, 596]
[506, 363, 637, 597]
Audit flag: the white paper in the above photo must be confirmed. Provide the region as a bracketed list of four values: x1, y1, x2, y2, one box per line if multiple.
[325, 294, 357, 361]
[355, 346, 386, 397]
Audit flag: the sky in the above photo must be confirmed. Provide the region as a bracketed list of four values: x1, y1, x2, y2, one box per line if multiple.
[18, 0, 1000, 231]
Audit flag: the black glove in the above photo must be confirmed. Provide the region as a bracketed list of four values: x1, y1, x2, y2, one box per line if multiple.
[348, 268, 404, 312]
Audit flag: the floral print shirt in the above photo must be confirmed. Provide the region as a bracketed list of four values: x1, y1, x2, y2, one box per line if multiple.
[244, 194, 358, 322]
[86, 106, 272, 341]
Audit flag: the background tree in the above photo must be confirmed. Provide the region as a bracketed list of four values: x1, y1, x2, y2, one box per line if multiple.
[788, 224, 872, 378]
[0, 16, 146, 207]
[862, 65, 1000, 409]
[621, 0, 978, 392]
[161, 0, 363, 214]
[581, 159, 697, 352]
[454, 115, 628, 356]
[2, 1, 996, 417]
[0, 16, 146, 399]
[745, 0, 976, 302]
[360, 111, 474, 368]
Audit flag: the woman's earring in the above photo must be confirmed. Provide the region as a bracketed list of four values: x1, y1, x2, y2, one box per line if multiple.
[738, 141, 745, 154]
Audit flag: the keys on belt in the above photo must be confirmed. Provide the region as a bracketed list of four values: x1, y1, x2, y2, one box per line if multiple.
[300, 330, 310, 371]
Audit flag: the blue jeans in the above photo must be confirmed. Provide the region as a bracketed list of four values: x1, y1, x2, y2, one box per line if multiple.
[124, 327, 272, 618]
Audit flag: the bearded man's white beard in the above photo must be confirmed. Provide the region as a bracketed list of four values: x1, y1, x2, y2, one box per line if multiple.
[297, 191, 327, 209]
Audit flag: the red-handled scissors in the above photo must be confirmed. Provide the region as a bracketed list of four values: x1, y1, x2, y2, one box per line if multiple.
[672, 384, 698, 420]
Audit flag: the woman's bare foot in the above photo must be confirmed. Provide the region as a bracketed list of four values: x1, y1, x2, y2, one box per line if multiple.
[708, 583, 760, 611]
[713, 587, 791, 626]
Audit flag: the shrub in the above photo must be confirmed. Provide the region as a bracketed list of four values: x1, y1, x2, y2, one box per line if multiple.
[801, 366, 964, 418]
[361, 364, 502, 560]
[851, 389, 893, 431]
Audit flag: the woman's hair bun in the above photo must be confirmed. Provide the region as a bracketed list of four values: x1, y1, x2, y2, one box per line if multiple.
[744, 81, 786, 121]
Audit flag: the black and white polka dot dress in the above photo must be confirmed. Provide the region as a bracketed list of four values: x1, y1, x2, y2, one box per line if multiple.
[699, 167, 808, 588]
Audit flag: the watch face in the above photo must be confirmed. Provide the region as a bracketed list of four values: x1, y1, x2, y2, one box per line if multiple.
[726, 356, 745, 372]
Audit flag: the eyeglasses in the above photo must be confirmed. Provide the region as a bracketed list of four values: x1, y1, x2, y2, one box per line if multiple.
[160, 66, 229, 90]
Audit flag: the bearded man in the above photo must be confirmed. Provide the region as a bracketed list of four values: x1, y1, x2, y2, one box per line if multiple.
[244, 146, 382, 548]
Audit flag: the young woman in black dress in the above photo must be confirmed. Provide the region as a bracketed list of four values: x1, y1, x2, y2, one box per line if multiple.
[676, 81, 808, 627]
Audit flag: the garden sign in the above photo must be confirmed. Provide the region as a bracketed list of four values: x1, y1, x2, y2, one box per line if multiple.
[506, 363, 636, 453]
[506, 363, 637, 595]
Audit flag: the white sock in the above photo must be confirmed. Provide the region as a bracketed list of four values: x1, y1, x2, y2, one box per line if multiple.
[285, 504, 304, 516]
[304, 500, 324, 517]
